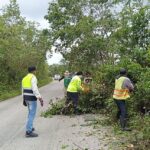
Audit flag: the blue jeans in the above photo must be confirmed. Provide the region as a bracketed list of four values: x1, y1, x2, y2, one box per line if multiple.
[114, 100, 127, 121]
[25, 100, 37, 132]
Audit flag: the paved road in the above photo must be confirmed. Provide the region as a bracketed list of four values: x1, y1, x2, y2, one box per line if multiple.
[0, 81, 109, 150]
[0, 81, 64, 150]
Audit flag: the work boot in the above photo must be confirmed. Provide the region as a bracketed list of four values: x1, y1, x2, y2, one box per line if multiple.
[25, 131, 38, 137]
[120, 118, 131, 131]
[122, 127, 132, 131]
[73, 108, 81, 115]
[120, 117, 125, 128]
[122, 119, 131, 131]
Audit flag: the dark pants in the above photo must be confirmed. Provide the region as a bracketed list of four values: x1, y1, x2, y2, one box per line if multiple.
[114, 99, 127, 128]
[66, 92, 79, 110]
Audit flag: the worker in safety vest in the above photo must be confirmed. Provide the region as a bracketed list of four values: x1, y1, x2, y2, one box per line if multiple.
[66, 71, 83, 114]
[113, 68, 134, 131]
[22, 66, 43, 137]
[59, 70, 72, 97]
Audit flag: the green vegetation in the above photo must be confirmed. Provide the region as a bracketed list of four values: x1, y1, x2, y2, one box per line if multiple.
[0, 0, 50, 101]
[0, 77, 51, 101]
[42, 100, 65, 117]
[0, 0, 149, 149]
[44, 0, 150, 149]
[0, 86, 20, 101]
[61, 144, 69, 149]
[48, 61, 69, 77]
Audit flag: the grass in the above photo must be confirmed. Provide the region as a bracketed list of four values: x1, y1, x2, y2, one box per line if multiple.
[0, 89, 21, 101]
[0, 77, 52, 101]
[39, 77, 52, 87]
[61, 144, 69, 149]
[87, 113, 150, 150]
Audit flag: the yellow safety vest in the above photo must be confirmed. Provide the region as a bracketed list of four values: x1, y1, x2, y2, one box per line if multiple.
[113, 77, 130, 100]
[22, 73, 37, 101]
[67, 76, 82, 92]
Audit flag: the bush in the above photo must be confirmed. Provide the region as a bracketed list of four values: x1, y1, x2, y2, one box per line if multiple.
[133, 68, 150, 111]
[0, 83, 21, 101]
[42, 100, 65, 117]
[129, 115, 150, 150]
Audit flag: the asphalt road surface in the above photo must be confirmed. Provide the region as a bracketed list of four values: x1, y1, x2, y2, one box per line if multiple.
[0, 80, 111, 150]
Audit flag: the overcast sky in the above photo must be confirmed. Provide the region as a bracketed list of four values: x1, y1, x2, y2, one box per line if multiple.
[0, 0, 63, 65]
[0, 0, 51, 28]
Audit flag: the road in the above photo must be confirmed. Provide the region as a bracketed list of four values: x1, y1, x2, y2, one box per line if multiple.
[0, 81, 111, 150]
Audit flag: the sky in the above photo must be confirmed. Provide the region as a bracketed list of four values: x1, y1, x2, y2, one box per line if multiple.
[0, 0, 63, 65]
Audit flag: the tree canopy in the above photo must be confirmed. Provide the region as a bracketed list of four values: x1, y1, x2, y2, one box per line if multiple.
[0, 0, 50, 98]
[45, 0, 149, 70]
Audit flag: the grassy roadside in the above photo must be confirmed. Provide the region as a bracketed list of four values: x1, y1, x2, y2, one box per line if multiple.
[0, 89, 21, 102]
[0, 77, 52, 102]
[91, 115, 150, 150]
[42, 99, 150, 150]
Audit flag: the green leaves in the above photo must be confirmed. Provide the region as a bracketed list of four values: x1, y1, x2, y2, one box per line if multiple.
[0, 0, 50, 96]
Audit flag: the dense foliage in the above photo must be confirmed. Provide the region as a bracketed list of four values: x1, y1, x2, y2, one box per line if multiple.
[0, 0, 149, 148]
[45, 0, 149, 112]
[45, 0, 150, 149]
[48, 59, 70, 77]
[0, 0, 50, 100]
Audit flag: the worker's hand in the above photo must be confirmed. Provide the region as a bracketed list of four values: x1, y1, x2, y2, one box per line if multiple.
[80, 85, 84, 91]
[39, 97, 44, 107]
[129, 88, 134, 93]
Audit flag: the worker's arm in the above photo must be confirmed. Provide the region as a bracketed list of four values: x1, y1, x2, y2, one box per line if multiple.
[31, 76, 41, 98]
[123, 78, 134, 92]
[31, 76, 43, 106]
[59, 75, 64, 81]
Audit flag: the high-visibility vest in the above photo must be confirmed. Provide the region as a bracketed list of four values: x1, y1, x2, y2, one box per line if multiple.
[67, 76, 82, 92]
[113, 76, 130, 100]
[22, 73, 37, 101]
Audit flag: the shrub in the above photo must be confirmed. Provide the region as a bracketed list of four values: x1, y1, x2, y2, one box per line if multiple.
[133, 68, 150, 111]
[42, 100, 65, 117]
[130, 115, 150, 150]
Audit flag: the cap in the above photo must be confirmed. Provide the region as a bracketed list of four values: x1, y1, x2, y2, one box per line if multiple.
[28, 66, 36, 73]
[120, 68, 127, 75]
[76, 71, 83, 75]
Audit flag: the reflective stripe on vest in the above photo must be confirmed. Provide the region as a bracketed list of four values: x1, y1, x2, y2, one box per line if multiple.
[22, 73, 37, 101]
[113, 76, 130, 100]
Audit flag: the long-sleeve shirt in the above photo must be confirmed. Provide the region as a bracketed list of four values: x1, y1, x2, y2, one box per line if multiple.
[31, 75, 41, 98]
[122, 77, 134, 91]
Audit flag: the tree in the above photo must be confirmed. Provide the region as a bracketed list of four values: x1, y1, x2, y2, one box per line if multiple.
[45, 0, 120, 70]
[113, 1, 150, 66]
[0, 0, 50, 89]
